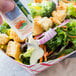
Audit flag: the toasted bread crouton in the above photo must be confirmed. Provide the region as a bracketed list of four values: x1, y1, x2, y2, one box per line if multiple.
[10, 30, 25, 43]
[38, 17, 53, 30]
[0, 33, 9, 45]
[6, 41, 21, 59]
[52, 1, 68, 25]
[33, 16, 44, 36]
[33, 16, 53, 35]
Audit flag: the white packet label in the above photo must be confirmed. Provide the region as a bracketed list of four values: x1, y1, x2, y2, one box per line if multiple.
[2, 0, 33, 40]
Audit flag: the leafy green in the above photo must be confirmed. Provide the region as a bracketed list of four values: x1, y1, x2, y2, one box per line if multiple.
[28, 1, 56, 18]
[67, 3, 76, 17]
[0, 21, 10, 34]
[45, 19, 76, 59]
[19, 48, 35, 64]
[20, 48, 35, 58]
[2, 21, 10, 28]
[57, 49, 73, 57]
[45, 28, 68, 51]
[67, 19, 76, 36]
[66, 19, 76, 50]
[20, 56, 30, 65]
[72, 38, 76, 47]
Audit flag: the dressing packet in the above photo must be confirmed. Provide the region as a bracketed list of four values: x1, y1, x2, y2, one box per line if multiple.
[2, 0, 33, 40]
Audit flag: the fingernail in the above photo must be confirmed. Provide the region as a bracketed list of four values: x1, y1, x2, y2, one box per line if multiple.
[0, 15, 3, 25]
[1, 1, 15, 12]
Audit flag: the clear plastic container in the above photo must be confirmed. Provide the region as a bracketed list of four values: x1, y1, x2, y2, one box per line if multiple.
[2, 0, 33, 40]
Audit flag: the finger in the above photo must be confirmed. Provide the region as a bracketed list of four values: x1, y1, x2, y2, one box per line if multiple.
[0, 0, 15, 13]
[0, 15, 3, 25]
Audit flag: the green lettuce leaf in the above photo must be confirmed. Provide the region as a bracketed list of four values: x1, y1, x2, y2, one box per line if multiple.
[67, 3, 76, 17]
[28, 1, 56, 18]
[0, 21, 10, 34]
[20, 48, 35, 58]
[45, 28, 67, 51]
[67, 19, 76, 36]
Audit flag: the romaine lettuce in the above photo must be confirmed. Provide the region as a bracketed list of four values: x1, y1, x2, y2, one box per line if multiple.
[67, 3, 76, 17]
[67, 19, 76, 36]
[29, 1, 56, 18]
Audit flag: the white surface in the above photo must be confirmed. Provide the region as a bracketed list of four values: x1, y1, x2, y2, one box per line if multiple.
[37, 58, 76, 76]
[0, 50, 76, 76]
[0, 0, 76, 76]
[0, 1, 33, 76]
[0, 51, 32, 76]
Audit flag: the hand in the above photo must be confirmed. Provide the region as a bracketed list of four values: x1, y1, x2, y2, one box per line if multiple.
[0, 0, 15, 25]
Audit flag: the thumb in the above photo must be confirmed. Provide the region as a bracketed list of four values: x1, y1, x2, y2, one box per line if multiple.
[0, 15, 3, 25]
[0, 0, 15, 13]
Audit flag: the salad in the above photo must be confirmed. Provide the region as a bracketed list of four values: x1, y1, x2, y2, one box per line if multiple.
[0, 0, 76, 65]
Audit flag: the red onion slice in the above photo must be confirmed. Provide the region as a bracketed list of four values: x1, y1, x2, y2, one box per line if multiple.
[38, 28, 57, 44]
[37, 19, 70, 45]
[54, 19, 70, 30]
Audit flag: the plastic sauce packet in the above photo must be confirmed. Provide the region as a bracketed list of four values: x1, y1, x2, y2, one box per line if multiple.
[2, 0, 33, 40]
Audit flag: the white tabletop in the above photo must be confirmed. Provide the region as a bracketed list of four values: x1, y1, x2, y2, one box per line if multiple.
[0, 50, 76, 76]
[0, 0, 76, 76]
[0, 51, 32, 76]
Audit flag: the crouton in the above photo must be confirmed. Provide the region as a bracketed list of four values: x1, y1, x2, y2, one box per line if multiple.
[52, 1, 68, 25]
[6, 41, 21, 60]
[10, 30, 25, 43]
[33, 16, 53, 35]
[33, 16, 44, 36]
[38, 17, 53, 30]
[0, 33, 9, 45]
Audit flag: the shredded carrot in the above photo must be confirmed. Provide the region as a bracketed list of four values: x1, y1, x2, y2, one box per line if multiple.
[47, 51, 53, 56]
[43, 45, 47, 61]
[44, 56, 47, 61]
[39, 0, 42, 3]
[37, 38, 39, 40]
[34, 0, 42, 3]
[33, 37, 36, 40]
[61, 26, 67, 29]
[33, 36, 37, 40]
[63, 0, 75, 3]
[33, 36, 38, 40]
[57, 54, 65, 59]
[39, 45, 48, 62]
[44, 52, 48, 61]
[33, 35, 40, 40]
[40, 45, 43, 63]
[40, 57, 43, 63]
[43, 45, 46, 53]
[63, 0, 70, 3]
[68, 35, 76, 38]
[35, 0, 38, 3]
[39, 44, 44, 63]
[40, 44, 44, 48]
[45, 52, 49, 56]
